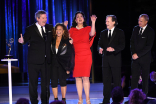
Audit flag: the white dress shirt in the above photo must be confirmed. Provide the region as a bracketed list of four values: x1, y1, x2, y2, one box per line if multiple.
[108, 27, 115, 37]
[139, 25, 147, 35]
[35, 22, 46, 37]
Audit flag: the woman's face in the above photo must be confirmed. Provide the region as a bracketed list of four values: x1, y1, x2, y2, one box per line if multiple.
[56, 26, 64, 37]
[75, 13, 84, 25]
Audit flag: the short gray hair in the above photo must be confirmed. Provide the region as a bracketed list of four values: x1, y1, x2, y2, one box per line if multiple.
[35, 10, 47, 20]
[139, 14, 149, 21]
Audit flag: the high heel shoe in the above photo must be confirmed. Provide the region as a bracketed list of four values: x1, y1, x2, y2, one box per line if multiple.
[86, 100, 91, 104]
[77, 100, 83, 104]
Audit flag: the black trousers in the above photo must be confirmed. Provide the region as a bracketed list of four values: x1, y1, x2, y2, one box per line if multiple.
[102, 58, 121, 103]
[131, 59, 150, 94]
[28, 62, 51, 104]
[51, 65, 68, 88]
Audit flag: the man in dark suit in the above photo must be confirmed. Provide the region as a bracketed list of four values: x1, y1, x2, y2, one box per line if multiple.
[130, 14, 155, 95]
[98, 15, 125, 104]
[18, 10, 53, 104]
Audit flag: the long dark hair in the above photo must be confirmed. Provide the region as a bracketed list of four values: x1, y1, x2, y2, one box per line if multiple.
[71, 11, 88, 28]
[53, 23, 69, 40]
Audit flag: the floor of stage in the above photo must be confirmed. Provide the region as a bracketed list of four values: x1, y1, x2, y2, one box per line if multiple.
[0, 83, 129, 104]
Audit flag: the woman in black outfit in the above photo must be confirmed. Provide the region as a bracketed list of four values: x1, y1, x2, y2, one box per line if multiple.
[50, 23, 74, 104]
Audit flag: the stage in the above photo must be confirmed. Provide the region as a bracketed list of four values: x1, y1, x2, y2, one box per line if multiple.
[0, 83, 130, 104]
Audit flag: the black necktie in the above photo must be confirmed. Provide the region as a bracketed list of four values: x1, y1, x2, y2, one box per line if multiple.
[41, 26, 47, 41]
[108, 30, 111, 41]
[139, 28, 143, 35]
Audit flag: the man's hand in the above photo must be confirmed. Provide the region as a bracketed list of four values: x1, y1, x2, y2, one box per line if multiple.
[132, 53, 139, 60]
[18, 34, 24, 44]
[66, 71, 70, 74]
[106, 47, 115, 52]
[99, 48, 103, 54]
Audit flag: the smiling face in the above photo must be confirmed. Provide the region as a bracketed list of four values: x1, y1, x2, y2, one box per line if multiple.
[75, 13, 84, 25]
[37, 14, 47, 26]
[138, 17, 148, 28]
[105, 16, 115, 30]
[56, 26, 64, 37]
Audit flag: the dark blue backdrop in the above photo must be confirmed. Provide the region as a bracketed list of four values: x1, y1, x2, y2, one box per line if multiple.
[0, 0, 91, 74]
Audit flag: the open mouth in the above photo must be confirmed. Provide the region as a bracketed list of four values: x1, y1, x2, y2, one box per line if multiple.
[57, 32, 62, 35]
[79, 20, 82, 22]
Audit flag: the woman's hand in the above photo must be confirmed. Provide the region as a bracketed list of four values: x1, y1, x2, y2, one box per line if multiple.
[66, 71, 70, 74]
[69, 38, 73, 44]
[64, 21, 68, 27]
[90, 15, 97, 23]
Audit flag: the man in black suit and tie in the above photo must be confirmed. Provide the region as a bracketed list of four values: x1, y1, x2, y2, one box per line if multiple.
[130, 14, 155, 95]
[18, 10, 53, 104]
[98, 15, 125, 104]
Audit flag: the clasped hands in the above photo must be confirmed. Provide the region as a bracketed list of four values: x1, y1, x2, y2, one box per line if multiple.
[99, 47, 115, 54]
[132, 53, 139, 60]
[106, 47, 115, 52]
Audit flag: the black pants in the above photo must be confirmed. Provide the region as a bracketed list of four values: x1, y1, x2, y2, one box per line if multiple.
[28, 62, 51, 104]
[51, 65, 68, 88]
[131, 59, 150, 94]
[102, 58, 121, 103]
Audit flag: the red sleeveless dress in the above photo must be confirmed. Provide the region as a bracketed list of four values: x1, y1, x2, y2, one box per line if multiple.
[69, 26, 95, 77]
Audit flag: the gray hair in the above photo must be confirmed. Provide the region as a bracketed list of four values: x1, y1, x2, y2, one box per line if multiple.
[35, 10, 47, 20]
[139, 14, 149, 21]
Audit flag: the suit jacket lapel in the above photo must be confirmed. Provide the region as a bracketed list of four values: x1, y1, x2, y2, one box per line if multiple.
[45, 24, 48, 37]
[108, 28, 116, 45]
[33, 24, 43, 39]
[105, 30, 109, 44]
[57, 38, 64, 55]
[52, 38, 56, 54]
[141, 25, 148, 36]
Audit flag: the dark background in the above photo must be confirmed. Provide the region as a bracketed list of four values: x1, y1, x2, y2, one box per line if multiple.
[0, 0, 156, 89]
[91, 0, 156, 82]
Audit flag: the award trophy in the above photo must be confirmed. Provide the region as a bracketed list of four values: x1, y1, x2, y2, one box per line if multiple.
[5, 38, 14, 59]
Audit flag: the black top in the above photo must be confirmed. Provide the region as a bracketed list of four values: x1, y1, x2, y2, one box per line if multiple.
[51, 37, 75, 71]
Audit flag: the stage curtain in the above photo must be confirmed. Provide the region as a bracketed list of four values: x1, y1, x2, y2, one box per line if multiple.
[0, 0, 90, 74]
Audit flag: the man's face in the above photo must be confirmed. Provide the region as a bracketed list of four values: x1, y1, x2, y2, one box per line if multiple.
[138, 17, 148, 28]
[105, 17, 115, 30]
[37, 14, 47, 26]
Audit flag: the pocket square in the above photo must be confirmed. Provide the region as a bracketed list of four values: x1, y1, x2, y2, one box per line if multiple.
[142, 37, 146, 38]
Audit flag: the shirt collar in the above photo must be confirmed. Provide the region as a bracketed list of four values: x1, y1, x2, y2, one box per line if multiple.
[140, 25, 147, 30]
[35, 22, 45, 28]
[108, 26, 115, 33]
[110, 26, 115, 32]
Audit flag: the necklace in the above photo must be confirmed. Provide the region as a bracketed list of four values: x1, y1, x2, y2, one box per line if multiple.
[76, 26, 84, 29]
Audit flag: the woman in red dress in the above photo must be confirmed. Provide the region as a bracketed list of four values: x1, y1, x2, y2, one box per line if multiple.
[65, 11, 97, 104]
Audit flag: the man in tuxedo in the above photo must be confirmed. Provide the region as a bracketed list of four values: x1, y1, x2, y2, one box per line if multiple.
[18, 10, 53, 104]
[130, 14, 155, 95]
[98, 15, 125, 104]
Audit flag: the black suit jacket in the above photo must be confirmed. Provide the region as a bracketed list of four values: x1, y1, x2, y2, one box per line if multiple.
[130, 25, 155, 62]
[23, 23, 53, 64]
[98, 27, 125, 67]
[51, 37, 74, 71]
